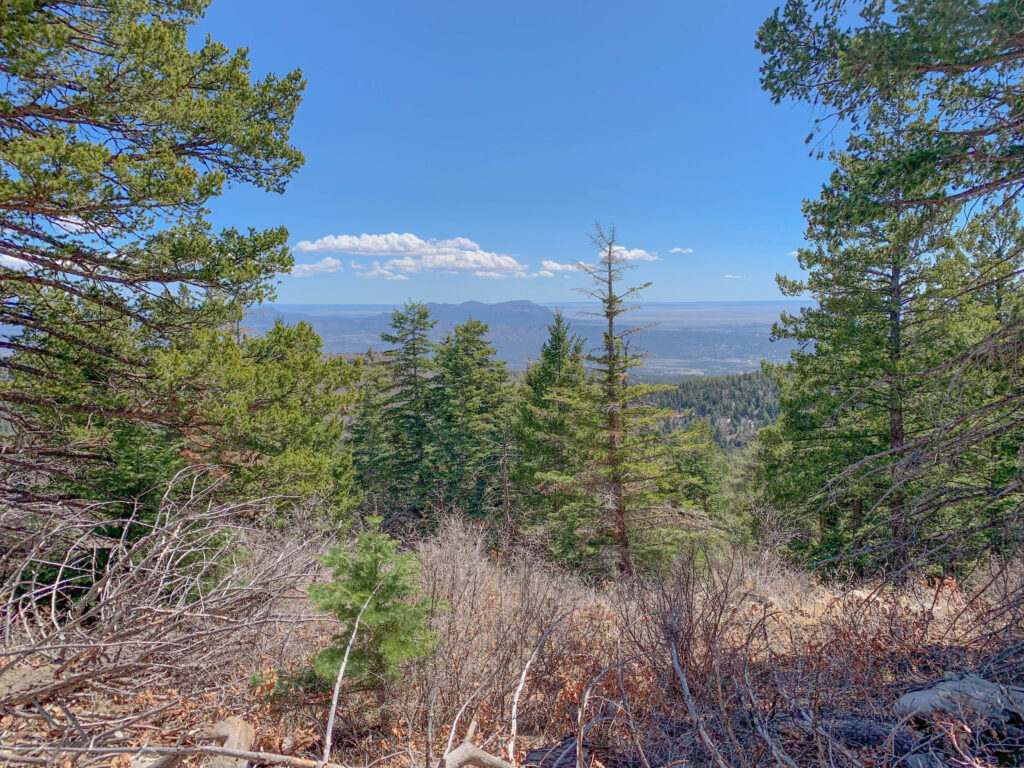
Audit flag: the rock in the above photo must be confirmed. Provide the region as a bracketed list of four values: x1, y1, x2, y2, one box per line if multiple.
[895, 673, 1024, 723]
[523, 738, 577, 768]
[901, 753, 946, 768]
[815, 716, 916, 754]
[199, 717, 254, 768]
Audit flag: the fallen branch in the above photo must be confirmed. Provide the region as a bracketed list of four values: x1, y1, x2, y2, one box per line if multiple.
[440, 719, 516, 768]
[508, 610, 574, 762]
[444, 740, 518, 768]
[669, 640, 733, 768]
[0, 750, 49, 765]
[0, 742, 348, 768]
[323, 579, 385, 766]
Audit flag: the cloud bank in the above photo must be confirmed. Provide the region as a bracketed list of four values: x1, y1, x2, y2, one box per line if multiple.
[612, 246, 658, 262]
[290, 232, 660, 279]
[291, 256, 344, 277]
[292, 232, 542, 279]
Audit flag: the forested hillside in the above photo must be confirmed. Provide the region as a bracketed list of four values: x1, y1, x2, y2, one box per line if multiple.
[651, 370, 780, 447]
[2, 3, 1024, 768]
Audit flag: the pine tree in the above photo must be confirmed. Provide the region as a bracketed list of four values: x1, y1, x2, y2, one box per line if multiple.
[762, 98, 959, 570]
[0, 1, 304, 512]
[350, 351, 398, 515]
[309, 529, 435, 690]
[375, 302, 438, 511]
[545, 227, 702, 575]
[157, 321, 360, 516]
[760, 0, 1024, 572]
[513, 311, 592, 520]
[433, 318, 508, 516]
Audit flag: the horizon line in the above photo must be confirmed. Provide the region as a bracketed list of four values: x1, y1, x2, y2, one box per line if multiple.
[260, 298, 808, 307]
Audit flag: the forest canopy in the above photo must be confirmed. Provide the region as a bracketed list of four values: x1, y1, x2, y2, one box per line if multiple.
[3, 2, 1024, 768]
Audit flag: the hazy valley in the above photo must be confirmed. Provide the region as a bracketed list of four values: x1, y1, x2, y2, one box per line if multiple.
[245, 299, 802, 375]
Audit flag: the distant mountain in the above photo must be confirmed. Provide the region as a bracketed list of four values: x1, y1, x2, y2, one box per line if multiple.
[243, 299, 803, 374]
[244, 300, 558, 366]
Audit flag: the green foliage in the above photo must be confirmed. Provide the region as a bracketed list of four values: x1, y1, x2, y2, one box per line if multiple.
[758, 0, 1024, 206]
[309, 529, 436, 690]
[373, 302, 440, 510]
[0, 0, 306, 511]
[651, 371, 780, 448]
[538, 228, 720, 576]
[758, 12, 1024, 570]
[761, 97, 960, 570]
[350, 351, 399, 515]
[433, 318, 509, 515]
[352, 306, 515, 520]
[155, 321, 360, 515]
[662, 419, 728, 520]
[512, 311, 592, 520]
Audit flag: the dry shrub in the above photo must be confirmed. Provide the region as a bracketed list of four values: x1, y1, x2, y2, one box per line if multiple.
[0, 470, 337, 765]
[4, 507, 1024, 768]
[406, 542, 1023, 768]
[393, 518, 614, 766]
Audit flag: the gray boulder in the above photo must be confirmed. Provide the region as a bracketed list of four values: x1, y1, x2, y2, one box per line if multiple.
[895, 672, 1024, 723]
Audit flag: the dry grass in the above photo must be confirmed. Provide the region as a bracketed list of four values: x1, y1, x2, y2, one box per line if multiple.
[2, 510, 1022, 767]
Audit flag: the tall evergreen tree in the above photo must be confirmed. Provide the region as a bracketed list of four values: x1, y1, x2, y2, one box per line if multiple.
[513, 311, 591, 520]
[0, 1, 304, 514]
[350, 351, 398, 516]
[760, 99, 959, 570]
[372, 302, 438, 511]
[545, 228, 702, 575]
[760, 0, 1024, 570]
[433, 318, 508, 516]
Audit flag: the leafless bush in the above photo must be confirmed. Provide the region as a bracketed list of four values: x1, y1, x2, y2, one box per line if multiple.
[5, 501, 1023, 768]
[383, 517, 601, 768]
[0, 469, 333, 765]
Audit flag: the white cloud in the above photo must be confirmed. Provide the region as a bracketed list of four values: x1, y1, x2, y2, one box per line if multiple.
[296, 232, 467, 255]
[292, 230, 660, 279]
[0, 254, 31, 271]
[541, 260, 578, 272]
[291, 256, 344, 277]
[612, 246, 658, 262]
[723, 274, 744, 279]
[294, 231, 530, 278]
[360, 261, 409, 280]
[669, 247, 694, 254]
[788, 250, 799, 257]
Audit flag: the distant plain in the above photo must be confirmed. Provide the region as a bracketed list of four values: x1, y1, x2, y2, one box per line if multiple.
[246, 300, 805, 376]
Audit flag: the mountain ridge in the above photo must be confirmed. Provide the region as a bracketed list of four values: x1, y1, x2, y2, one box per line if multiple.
[243, 299, 800, 374]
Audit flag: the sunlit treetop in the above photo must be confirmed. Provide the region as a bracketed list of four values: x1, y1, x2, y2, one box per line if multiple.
[758, 0, 1024, 206]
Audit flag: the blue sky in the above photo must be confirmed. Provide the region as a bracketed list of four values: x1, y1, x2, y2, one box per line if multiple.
[196, 0, 828, 304]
